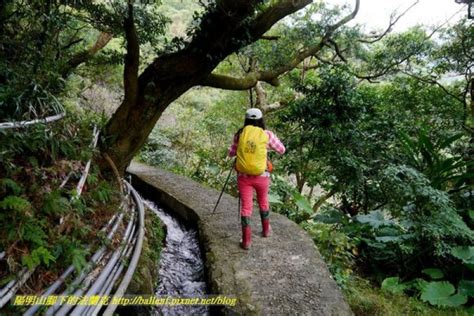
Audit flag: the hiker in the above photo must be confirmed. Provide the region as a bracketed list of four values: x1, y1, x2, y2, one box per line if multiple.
[228, 108, 286, 250]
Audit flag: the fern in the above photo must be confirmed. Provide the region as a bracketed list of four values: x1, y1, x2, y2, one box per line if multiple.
[53, 237, 89, 273]
[397, 130, 470, 191]
[71, 248, 88, 273]
[21, 246, 56, 271]
[0, 178, 23, 196]
[91, 181, 113, 203]
[17, 219, 48, 247]
[0, 196, 31, 212]
[42, 190, 70, 215]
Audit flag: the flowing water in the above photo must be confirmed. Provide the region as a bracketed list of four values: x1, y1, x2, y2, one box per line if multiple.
[143, 199, 209, 316]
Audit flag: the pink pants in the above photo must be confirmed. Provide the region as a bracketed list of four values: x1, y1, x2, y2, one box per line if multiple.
[237, 175, 270, 217]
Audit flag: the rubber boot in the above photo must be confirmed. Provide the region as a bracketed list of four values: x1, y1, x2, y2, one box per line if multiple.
[240, 216, 251, 250]
[260, 210, 271, 237]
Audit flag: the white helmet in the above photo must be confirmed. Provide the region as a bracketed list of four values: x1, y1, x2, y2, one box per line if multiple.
[245, 108, 263, 120]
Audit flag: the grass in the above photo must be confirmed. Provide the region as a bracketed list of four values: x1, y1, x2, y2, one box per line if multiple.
[344, 276, 472, 316]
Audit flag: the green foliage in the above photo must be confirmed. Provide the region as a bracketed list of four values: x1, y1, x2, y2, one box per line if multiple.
[0, 105, 120, 278]
[301, 221, 356, 287]
[451, 246, 474, 265]
[355, 210, 394, 229]
[21, 246, 56, 271]
[293, 192, 313, 215]
[90, 181, 114, 204]
[0, 178, 23, 196]
[422, 268, 444, 280]
[380, 275, 473, 309]
[458, 280, 474, 298]
[275, 65, 369, 195]
[0, 195, 49, 248]
[70, 248, 89, 273]
[139, 87, 247, 192]
[268, 174, 314, 223]
[420, 281, 467, 308]
[42, 190, 71, 216]
[0, 196, 31, 212]
[346, 276, 470, 315]
[52, 236, 90, 273]
[0, 0, 169, 122]
[17, 219, 48, 248]
[381, 277, 408, 295]
[379, 165, 473, 257]
[398, 130, 471, 191]
[356, 27, 432, 78]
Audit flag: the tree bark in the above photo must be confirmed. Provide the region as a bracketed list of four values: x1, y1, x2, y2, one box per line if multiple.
[98, 0, 316, 176]
[295, 172, 306, 194]
[312, 189, 336, 212]
[97, 0, 360, 176]
[61, 32, 113, 78]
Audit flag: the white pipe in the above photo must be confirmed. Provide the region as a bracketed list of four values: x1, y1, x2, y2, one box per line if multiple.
[60, 125, 100, 224]
[0, 279, 17, 299]
[68, 209, 136, 316]
[74, 126, 100, 198]
[23, 213, 121, 316]
[75, 215, 137, 316]
[0, 112, 66, 129]
[88, 236, 137, 316]
[54, 198, 135, 315]
[0, 268, 34, 308]
[102, 181, 145, 316]
[59, 170, 74, 189]
[45, 212, 125, 315]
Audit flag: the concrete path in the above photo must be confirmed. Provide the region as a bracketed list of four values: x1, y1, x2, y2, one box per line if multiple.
[127, 161, 352, 315]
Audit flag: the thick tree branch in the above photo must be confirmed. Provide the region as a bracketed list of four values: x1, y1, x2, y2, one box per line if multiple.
[123, 3, 139, 106]
[201, 0, 360, 90]
[328, 0, 360, 31]
[102, 0, 351, 175]
[202, 71, 281, 90]
[248, 0, 312, 39]
[61, 31, 112, 77]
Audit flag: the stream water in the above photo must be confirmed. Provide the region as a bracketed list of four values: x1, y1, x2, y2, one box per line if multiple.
[143, 199, 209, 316]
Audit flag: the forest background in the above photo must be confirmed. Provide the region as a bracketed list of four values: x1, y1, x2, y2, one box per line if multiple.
[0, 0, 473, 314]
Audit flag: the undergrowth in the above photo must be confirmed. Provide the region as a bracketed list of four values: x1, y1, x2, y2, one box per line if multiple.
[344, 276, 472, 316]
[0, 107, 123, 296]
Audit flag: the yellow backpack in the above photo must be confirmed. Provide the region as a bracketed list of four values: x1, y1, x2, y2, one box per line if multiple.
[236, 126, 269, 175]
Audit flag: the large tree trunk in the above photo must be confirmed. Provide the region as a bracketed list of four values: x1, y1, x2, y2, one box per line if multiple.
[96, 0, 360, 177]
[98, 54, 203, 174]
[97, 0, 315, 176]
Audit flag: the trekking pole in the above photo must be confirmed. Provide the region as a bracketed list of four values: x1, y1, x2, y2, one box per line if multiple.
[238, 193, 241, 221]
[212, 162, 234, 214]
